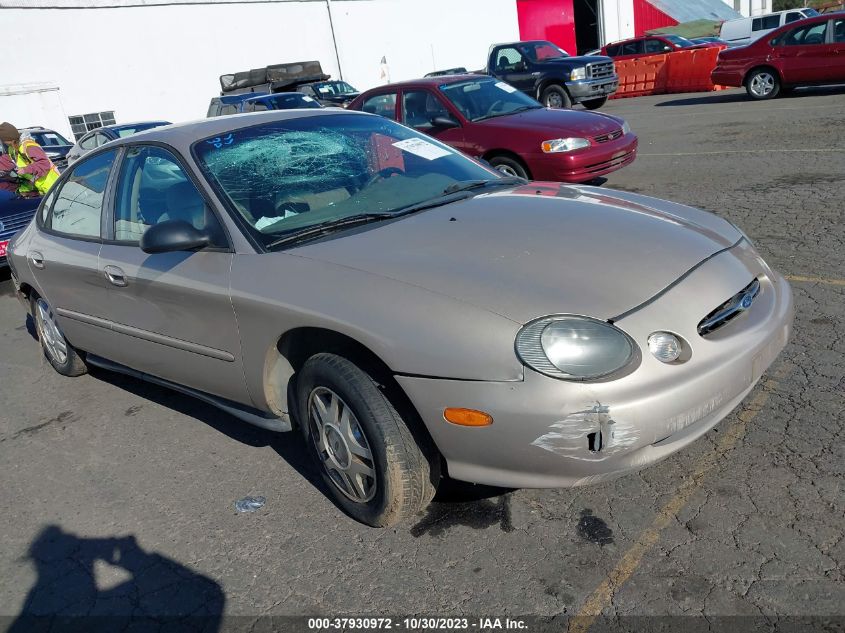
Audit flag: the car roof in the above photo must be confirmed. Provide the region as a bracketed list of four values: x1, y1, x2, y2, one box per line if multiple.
[99, 109, 372, 153]
[360, 74, 491, 93]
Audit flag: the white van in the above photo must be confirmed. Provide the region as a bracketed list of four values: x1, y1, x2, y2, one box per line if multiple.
[720, 7, 820, 46]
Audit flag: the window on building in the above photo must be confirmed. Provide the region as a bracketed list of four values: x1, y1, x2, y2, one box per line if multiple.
[68, 111, 116, 141]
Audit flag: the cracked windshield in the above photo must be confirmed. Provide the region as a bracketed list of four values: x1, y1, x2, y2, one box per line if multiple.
[194, 114, 495, 248]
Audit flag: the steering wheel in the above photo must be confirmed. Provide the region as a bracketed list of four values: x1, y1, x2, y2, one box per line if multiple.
[366, 167, 403, 186]
[484, 100, 507, 117]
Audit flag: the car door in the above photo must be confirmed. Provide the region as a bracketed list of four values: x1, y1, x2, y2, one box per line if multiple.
[491, 46, 535, 94]
[97, 144, 251, 405]
[25, 149, 119, 355]
[829, 17, 845, 80]
[772, 20, 832, 84]
[399, 89, 465, 149]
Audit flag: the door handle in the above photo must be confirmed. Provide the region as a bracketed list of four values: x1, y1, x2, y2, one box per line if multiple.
[29, 251, 45, 269]
[104, 265, 127, 287]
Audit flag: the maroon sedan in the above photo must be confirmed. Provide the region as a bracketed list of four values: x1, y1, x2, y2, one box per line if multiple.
[712, 13, 845, 99]
[348, 75, 637, 182]
[601, 34, 720, 61]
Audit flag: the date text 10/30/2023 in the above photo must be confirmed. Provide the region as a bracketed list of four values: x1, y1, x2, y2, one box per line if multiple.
[307, 617, 529, 630]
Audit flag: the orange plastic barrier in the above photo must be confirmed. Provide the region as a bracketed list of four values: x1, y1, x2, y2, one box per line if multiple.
[609, 46, 727, 100]
[610, 54, 668, 99]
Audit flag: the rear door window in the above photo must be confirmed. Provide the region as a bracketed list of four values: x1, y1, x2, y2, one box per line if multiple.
[361, 93, 398, 120]
[493, 47, 525, 71]
[48, 149, 117, 238]
[605, 43, 620, 56]
[621, 40, 644, 55]
[783, 21, 828, 46]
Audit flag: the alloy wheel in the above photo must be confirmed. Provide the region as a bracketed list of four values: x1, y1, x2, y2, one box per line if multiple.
[750, 73, 775, 98]
[35, 298, 68, 365]
[545, 93, 564, 108]
[308, 386, 377, 503]
[495, 164, 520, 177]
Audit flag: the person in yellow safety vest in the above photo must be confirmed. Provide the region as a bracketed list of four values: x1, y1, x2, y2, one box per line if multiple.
[0, 122, 60, 197]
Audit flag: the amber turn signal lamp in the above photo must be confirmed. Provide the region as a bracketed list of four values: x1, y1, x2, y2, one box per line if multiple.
[443, 408, 493, 426]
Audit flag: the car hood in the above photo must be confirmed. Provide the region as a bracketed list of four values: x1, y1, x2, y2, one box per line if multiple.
[292, 183, 741, 324]
[478, 107, 622, 137]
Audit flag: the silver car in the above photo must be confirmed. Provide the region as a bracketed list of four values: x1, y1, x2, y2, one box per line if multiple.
[7, 110, 793, 527]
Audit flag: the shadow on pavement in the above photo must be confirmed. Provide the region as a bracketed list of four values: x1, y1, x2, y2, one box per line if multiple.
[8, 525, 224, 632]
[655, 84, 845, 107]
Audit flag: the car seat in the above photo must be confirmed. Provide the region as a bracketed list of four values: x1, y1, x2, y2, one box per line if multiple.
[161, 181, 206, 230]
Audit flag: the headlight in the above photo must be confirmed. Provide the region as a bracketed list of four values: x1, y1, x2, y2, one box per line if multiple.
[515, 316, 636, 380]
[621, 120, 631, 135]
[541, 138, 591, 153]
[570, 67, 587, 81]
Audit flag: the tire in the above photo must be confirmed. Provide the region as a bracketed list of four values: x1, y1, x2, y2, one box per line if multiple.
[581, 96, 608, 110]
[31, 294, 87, 377]
[297, 353, 439, 527]
[745, 68, 780, 100]
[488, 155, 530, 179]
[540, 84, 572, 109]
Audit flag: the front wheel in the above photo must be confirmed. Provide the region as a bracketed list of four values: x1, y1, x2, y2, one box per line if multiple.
[582, 96, 608, 110]
[297, 353, 439, 527]
[488, 155, 530, 179]
[31, 294, 87, 376]
[745, 69, 780, 100]
[540, 84, 572, 109]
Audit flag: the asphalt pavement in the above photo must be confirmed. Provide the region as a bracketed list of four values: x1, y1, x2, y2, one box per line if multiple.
[0, 86, 843, 632]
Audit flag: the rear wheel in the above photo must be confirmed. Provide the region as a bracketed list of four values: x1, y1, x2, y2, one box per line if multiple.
[488, 155, 530, 179]
[31, 294, 87, 377]
[582, 96, 608, 110]
[745, 69, 780, 100]
[540, 84, 572, 109]
[297, 353, 438, 527]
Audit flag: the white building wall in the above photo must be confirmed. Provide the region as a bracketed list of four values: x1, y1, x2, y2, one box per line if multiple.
[0, 83, 74, 138]
[1, 0, 518, 130]
[600, 0, 635, 46]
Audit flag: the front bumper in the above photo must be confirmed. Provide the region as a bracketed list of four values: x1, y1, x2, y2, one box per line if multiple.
[567, 77, 619, 102]
[527, 133, 638, 182]
[396, 241, 793, 488]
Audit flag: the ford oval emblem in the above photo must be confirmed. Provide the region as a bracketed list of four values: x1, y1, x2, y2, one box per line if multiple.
[740, 293, 755, 310]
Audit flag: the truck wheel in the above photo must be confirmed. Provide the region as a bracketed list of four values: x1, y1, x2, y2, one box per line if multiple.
[745, 68, 780, 100]
[297, 353, 439, 527]
[540, 85, 572, 109]
[488, 155, 530, 179]
[582, 96, 608, 110]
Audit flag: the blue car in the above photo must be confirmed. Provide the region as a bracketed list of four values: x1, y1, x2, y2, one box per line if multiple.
[0, 190, 41, 268]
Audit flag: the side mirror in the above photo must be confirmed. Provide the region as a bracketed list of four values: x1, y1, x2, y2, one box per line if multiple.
[664, 45, 672, 51]
[431, 115, 460, 129]
[140, 220, 210, 254]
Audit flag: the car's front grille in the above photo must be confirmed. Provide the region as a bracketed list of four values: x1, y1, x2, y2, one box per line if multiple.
[580, 149, 636, 174]
[593, 129, 624, 143]
[0, 209, 36, 240]
[588, 62, 615, 80]
[698, 278, 760, 336]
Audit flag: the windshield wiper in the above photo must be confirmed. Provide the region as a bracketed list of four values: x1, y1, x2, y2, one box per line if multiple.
[266, 213, 394, 249]
[442, 176, 526, 195]
[474, 105, 541, 122]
